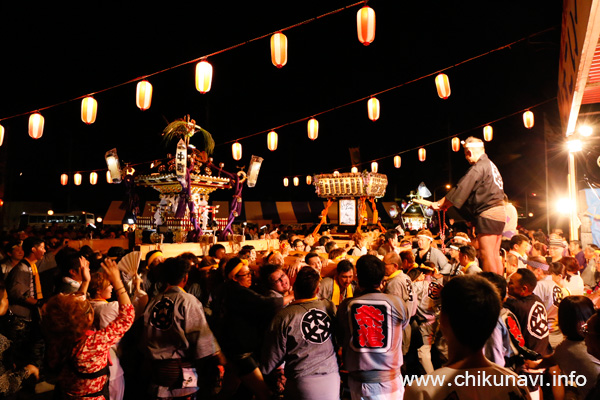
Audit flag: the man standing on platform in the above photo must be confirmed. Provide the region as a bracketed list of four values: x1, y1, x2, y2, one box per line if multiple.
[338, 255, 408, 399]
[433, 137, 505, 274]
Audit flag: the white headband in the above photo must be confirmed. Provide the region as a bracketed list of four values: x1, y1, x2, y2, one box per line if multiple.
[463, 141, 484, 148]
[453, 236, 471, 243]
[417, 234, 433, 241]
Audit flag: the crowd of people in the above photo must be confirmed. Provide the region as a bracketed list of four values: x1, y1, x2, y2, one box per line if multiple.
[0, 222, 598, 400]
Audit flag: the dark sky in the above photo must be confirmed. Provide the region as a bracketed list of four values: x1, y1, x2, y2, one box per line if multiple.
[0, 1, 569, 227]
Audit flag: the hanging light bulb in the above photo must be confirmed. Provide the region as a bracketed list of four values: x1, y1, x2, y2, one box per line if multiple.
[90, 172, 98, 185]
[523, 111, 534, 129]
[195, 60, 213, 93]
[371, 161, 378, 173]
[267, 131, 278, 151]
[136, 80, 153, 110]
[0, 124, 4, 147]
[333, 171, 340, 176]
[418, 148, 426, 162]
[306, 175, 312, 185]
[106, 170, 113, 184]
[232, 142, 242, 161]
[367, 97, 380, 121]
[483, 125, 493, 141]
[29, 113, 44, 139]
[307, 118, 319, 140]
[394, 155, 401, 168]
[356, 6, 376, 45]
[435, 74, 451, 99]
[283, 177, 289, 187]
[60, 174, 68, 186]
[81, 96, 97, 124]
[271, 32, 288, 68]
[293, 177, 299, 186]
[74, 173, 82, 186]
[351, 167, 358, 173]
[452, 137, 460, 152]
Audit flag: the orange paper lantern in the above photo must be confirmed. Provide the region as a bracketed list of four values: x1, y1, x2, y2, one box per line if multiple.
[81, 96, 97, 124]
[29, 113, 44, 139]
[195, 60, 213, 93]
[0, 124, 4, 147]
[523, 111, 534, 129]
[271, 33, 288, 68]
[351, 167, 358, 173]
[60, 174, 68, 186]
[293, 177, 299, 186]
[483, 125, 493, 141]
[283, 177, 289, 187]
[136, 80, 153, 110]
[74, 173, 82, 186]
[90, 172, 98, 185]
[307, 118, 319, 140]
[232, 142, 242, 161]
[435, 74, 451, 99]
[418, 148, 426, 162]
[368, 97, 380, 121]
[357, 6, 376, 46]
[106, 171, 113, 184]
[452, 137, 460, 152]
[306, 175, 312, 185]
[394, 155, 401, 168]
[267, 131, 278, 151]
[371, 161, 378, 173]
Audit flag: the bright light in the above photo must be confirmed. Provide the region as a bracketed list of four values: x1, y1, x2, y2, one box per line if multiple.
[567, 139, 582, 153]
[96, 217, 103, 223]
[445, 184, 451, 189]
[47, 210, 54, 215]
[556, 198, 574, 214]
[579, 125, 593, 137]
[528, 212, 534, 217]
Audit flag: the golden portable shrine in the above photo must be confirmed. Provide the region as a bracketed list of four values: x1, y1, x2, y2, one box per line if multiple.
[311, 171, 388, 234]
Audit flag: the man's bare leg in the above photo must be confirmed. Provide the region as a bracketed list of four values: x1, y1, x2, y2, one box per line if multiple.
[477, 234, 503, 274]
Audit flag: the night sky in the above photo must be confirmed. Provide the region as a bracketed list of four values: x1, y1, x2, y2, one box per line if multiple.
[0, 1, 576, 229]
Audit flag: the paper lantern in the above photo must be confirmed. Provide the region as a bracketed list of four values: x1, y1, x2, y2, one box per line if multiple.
[351, 167, 358, 173]
[357, 6, 375, 45]
[267, 131, 278, 151]
[271, 33, 287, 68]
[333, 171, 340, 176]
[293, 177, 299, 186]
[451, 137, 460, 152]
[136, 80, 153, 110]
[394, 155, 401, 168]
[60, 174, 68, 186]
[81, 97, 97, 124]
[523, 111, 534, 129]
[418, 148, 426, 162]
[283, 177, 289, 187]
[90, 172, 98, 185]
[195, 60, 213, 93]
[0, 124, 4, 146]
[106, 170, 113, 184]
[368, 97, 380, 121]
[435, 74, 451, 99]
[74, 173, 82, 186]
[232, 142, 242, 161]
[29, 113, 44, 139]
[371, 161, 378, 173]
[307, 118, 319, 140]
[306, 175, 312, 185]
[483, 125, 493, 141]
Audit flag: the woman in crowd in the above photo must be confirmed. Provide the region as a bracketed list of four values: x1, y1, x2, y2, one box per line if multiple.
[42, 258, 134, 400]
[88, 269, 125, 400]
[554, 296, 600, 400]
[0, 279, 39, 396]
[560, 256, 585, 295]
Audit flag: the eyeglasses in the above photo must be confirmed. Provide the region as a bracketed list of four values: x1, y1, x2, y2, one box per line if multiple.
[581, 322, 589, 336]
[236, 272, 251, 278]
